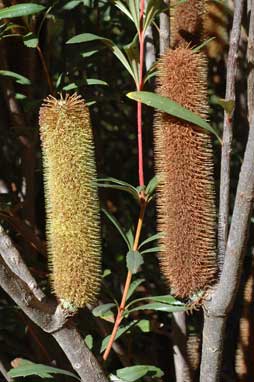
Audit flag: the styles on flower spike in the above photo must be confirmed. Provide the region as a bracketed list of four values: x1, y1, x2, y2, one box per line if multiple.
[170, 0, 206, 48]
[39, 93, 101, 310]
[154, 47, 217, 299]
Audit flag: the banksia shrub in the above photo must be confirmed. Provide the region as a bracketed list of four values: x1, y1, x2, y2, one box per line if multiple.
[170, 0, 206, 48]
[39, 93, 101, 309]
[154, 47, 217, 298]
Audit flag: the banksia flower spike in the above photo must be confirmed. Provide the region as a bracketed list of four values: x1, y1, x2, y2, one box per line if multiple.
[154, 47, 217, 299]
[39, 93, 101, 310]
[170, 0, 206, 48]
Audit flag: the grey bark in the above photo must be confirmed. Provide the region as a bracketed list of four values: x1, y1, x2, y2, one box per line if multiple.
[248, 0, 254, 121]
[217, 0, 245, 270]
[171, 312, 191, 382]
[144, 0, 156, 71]
[0, 227, 108, 382]
[160, 0, 170, 54]
[200, 110, 254, 381]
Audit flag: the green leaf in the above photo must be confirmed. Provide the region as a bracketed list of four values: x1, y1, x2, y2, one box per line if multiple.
[109, 375, 126, 382]
[126, 251, 144, 274]
[8, 359, 80, 381]
[145, 175, 158, 199]
[63, 82, 78, 91]
[127, 294, 184, 308]
[114, 1, 134, 22]
[128, 0, 140, 31]
[23, 32, 38, 48]
[136, 319, 150, 332]
[192, 36, 216, 53]
[92, 303, 116, 317]
[102, 269, 112, 278]
[86, 78, 108, 86]
[127, 91, 221, 141]
[139, 232, 163, 249]
[0, 4, 45, 20]
[126, 278, 145, 300]
[81, 49, 99, 58]
[124, 34, 139, 85]
[216, 98, 235, 115]
[84, 334, 93, 350]
[140, 246, 160, 255]
[116, 365, 164, 382]
[102, 208, 131, 249]
[100, 321, 136, 352]
[62, 0, 83, 10]
[97, 177, 140, 202]
[144, 0, 165, 31]
[128, 302, 186, 313]
[66, 33, 135, 82]
[66, 32, 106, 44]
[0, 70, 31, 85]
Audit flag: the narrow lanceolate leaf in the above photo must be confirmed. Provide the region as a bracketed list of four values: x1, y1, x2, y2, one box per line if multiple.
[0, 4, 45, 20]
[100, 322, 137, 352]
[39, 93, 101, 309]
[102, 208, 131, 249]
[127, 91, 220, 140]
[116, 365, 164, 382]
[0, 70, 31, 85]
[23, 32, 38, 48]
[139, 232, 163, 249]
[126, 278, 145, 300]
[8, 359, 80, 381]
[97, 177, 139, 201]
[66, 33, 135, 82]
[128, 302, 186, 313]
[92, 303, 116, 317]
[126, 251, 144, 274]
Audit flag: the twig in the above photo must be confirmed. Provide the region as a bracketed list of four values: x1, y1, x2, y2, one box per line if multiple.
[247, 0, 254, 122]
[0, 361, 12, 382]
[36, 45, 54, 95]
[137, 0, 146, 187]
[200, 108, 254, 382]
[0, 225, 44, 301]
[218, 0, 244, 271]
[171, 312, 191, 381]
[160, 0, 170, 55]
[144, 0, 156, 71]
[102, 199, 146, 360]
[0, 228, 108, 382]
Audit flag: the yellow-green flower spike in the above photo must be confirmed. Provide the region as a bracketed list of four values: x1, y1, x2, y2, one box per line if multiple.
[39, 93, 101, 309]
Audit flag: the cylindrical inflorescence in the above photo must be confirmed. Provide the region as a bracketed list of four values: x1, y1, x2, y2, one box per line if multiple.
[154, 47, 217, 299]
[39, 93, 101, 309]
[170, 0, 206, 48]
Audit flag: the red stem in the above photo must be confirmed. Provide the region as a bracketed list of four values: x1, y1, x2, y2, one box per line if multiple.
[137, 1, 145, 187]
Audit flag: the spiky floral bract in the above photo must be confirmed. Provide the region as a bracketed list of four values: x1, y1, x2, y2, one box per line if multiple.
[170, 0, 206, 48]
[154, 47, 217, 298]
[39, 93, 101, 309]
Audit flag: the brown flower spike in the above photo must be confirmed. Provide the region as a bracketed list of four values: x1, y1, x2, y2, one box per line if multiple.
[154, 47, 217, 298]
[170, 0, 206, 48]
[39, 93, 101, 309]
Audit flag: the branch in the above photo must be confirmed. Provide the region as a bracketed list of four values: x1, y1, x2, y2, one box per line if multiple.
[0, 225, 44, 301]
[200, 2, 254, 382]
[171, 312, 191, 382]
[0, 229, 108, 382]
[144, 0, 156, 71]
[248, 0, 254, 122]
[160, 0, 170, 55]
[218, 0, 245, 270]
